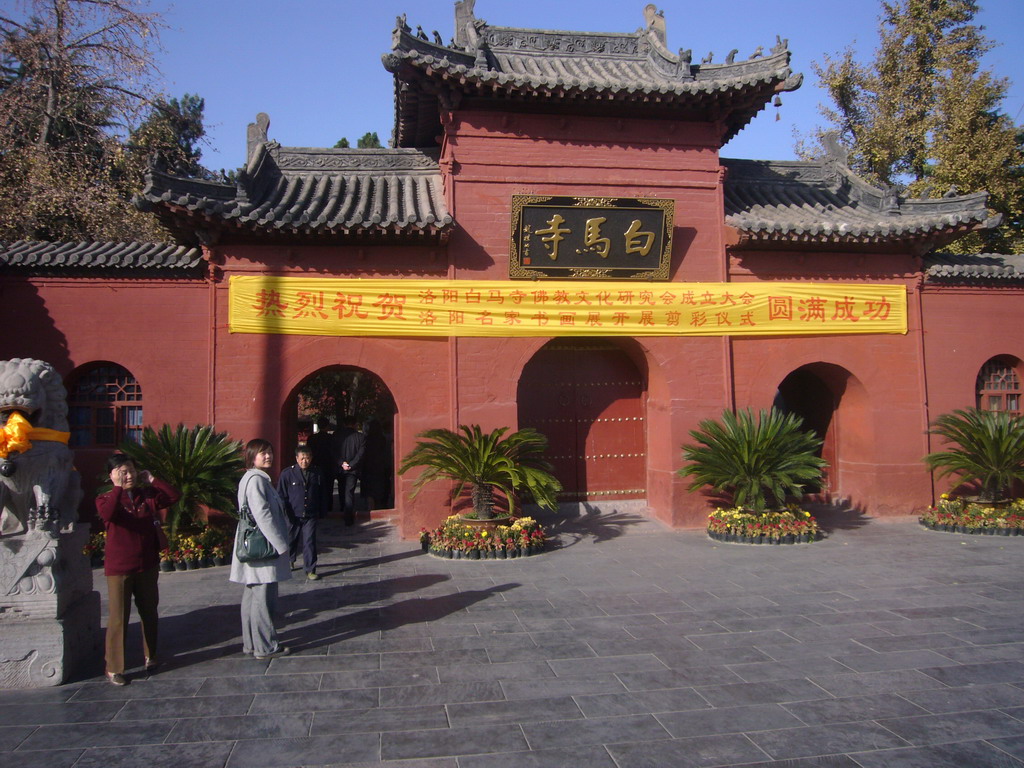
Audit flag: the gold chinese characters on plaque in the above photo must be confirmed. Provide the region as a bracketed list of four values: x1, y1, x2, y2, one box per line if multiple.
[510, 195, 674, 280]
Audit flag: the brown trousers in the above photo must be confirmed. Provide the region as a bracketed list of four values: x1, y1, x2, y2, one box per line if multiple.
[105, 567, 159, 675]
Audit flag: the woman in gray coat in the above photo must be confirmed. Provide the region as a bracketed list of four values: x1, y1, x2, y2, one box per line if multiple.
[230, 439, 292, 659]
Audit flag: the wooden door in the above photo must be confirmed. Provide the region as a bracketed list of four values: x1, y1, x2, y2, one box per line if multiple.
[518, 340, 646, 501]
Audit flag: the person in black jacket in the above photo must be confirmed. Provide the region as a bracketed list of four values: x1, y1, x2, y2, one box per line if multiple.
[277, 444, 323, 580]
[333, 417, 365, 527]
[307, 418, 335, 514]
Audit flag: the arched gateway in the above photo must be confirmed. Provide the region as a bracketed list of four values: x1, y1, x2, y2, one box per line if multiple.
[518, 340, 646, 503]
[775, 363, 871, 502]
[282, 366, 397, 512]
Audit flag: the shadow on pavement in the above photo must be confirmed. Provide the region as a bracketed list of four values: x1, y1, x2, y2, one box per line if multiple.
[805, 498, 872, 534]
[534, 503, 654, 549]
[284, 583, 518, 653]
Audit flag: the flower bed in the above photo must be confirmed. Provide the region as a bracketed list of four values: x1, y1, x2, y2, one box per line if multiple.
[84, 525, 234, 569]
[919, 496, 1024, 535]
[707, 506, 821, 544]
[421, 515, 548, 559]
[160, 526, 234, 571]
[83, 531, 106, 566]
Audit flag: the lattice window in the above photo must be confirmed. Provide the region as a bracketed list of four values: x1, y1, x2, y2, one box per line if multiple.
[67, 365, 143, 447]
[976, 357, 1022, 415]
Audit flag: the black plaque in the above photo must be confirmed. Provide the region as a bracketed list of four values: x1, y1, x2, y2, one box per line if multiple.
[510, 195, 673, 280]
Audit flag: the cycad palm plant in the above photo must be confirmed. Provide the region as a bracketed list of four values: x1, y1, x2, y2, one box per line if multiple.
[924, 408, 1024, 501]
[680, 408, 827, 513]
[398, 425, 561, 519]
[117, 424, 245, 535]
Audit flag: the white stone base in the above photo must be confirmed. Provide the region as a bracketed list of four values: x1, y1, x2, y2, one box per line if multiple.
[0, 591, 101, 687]
[0, 525, 101, 688]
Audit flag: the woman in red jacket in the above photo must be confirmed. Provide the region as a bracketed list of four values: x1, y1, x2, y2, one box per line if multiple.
[95, 453, 180, 685]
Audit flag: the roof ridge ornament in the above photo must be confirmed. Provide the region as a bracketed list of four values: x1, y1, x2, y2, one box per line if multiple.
[822, 131, 849, 165]
[454, 0, 475, 49]
[820, 131, 850, 184]
[643, 4, 667, 47]
[247, 113, 270, 162]
[469, 18, 490, 69]
[453, 0, 490, 68]
[640, 4, 693, 80]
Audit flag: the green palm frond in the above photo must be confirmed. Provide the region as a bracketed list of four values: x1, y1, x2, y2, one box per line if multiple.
[924, 409, 1024, 501]
[679, 408, 827, 513]
[118, 424, 245, 535]
[398, 424, 561, 519]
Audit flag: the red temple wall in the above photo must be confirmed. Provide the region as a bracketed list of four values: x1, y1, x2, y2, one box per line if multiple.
[441, 111, 728, 283]
[442, 111, 735, 528]
[3, 113, 1020, 536]
[728, 249, 935, 515]
[209, 248, 455, 537]
[0, 277, 212, 507]
[920, 285, 1024, 496]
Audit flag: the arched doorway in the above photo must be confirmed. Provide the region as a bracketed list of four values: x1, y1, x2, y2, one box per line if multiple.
[775, 363, 869, 500]
[518, 339, 646, 503]
[283, 366, 397, 511]
[776, 367, 836, 493]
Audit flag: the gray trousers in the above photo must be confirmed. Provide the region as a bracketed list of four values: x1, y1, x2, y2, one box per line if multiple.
[240, 582, 280, 656]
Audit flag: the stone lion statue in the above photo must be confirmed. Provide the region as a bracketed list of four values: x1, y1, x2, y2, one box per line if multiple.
[0, 359, 82, 536]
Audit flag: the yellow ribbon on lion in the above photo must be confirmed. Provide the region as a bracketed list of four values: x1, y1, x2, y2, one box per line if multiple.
[0, 412, 71, 458]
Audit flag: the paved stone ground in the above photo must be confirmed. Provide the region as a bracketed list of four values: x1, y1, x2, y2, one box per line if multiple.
[4, 507, 1024, 768]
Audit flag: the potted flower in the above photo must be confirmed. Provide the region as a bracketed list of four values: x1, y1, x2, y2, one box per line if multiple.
[178, 536, 202, 569]
[159, 547, 174, 572]
[398, 425, 561, 522]
[680, 408, 826, 545]
[172, 544, 186, 571]
[82, 531, 106, 567]
[210, 543, 228, 566]
[197, 525, 230, 567]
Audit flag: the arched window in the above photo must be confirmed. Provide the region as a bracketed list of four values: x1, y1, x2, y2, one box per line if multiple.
[975, 356, 1021, 415]
[67, 364, 143, 447]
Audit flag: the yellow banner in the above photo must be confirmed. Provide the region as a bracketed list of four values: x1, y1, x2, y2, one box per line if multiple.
[229, 277, 907, 337]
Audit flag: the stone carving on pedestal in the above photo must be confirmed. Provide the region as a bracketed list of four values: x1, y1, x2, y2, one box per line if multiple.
[0, 358, 98, 688]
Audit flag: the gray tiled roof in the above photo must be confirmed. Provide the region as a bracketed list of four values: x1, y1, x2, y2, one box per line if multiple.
[723, 154, 998, 249]
[0, 241, 203, 275]
[385, 7, 801, 147]
[138, 143, 453, 245]
[924, 253, 1024, 281]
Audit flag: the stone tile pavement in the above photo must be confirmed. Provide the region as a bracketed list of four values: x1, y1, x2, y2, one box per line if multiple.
[4, 507, 1024, 767]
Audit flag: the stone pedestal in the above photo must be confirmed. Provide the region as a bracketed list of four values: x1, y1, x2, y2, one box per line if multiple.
[0, 524, 101, 688]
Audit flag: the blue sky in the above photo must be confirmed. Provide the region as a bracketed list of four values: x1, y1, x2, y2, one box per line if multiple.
[152, 0, 1024, 174]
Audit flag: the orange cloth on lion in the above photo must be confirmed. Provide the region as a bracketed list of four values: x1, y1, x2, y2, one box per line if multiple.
[0, 411, 71, 458]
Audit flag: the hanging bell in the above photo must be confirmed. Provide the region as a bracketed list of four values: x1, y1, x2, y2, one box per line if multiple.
[0, 459, 15, 477]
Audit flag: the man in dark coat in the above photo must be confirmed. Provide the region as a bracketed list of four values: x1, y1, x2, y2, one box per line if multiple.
[307, 418, 335, 514]
[333, 417, 365, 527]
[277, 444, 323, 580]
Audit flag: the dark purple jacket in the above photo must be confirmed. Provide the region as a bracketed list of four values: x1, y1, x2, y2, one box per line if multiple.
[276, 464, 323, 520]
[96, 478, 180, 576]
